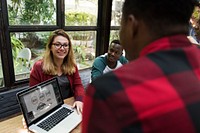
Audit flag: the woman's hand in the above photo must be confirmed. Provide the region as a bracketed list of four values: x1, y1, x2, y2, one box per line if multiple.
[22, 117, 27, 129]
[21, 117, 32, 133]
[17, 129, 32, 133]
[72, 101, 83, 114]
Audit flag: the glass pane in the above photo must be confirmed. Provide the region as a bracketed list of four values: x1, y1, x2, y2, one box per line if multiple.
[65, 0, 98, 26]
[111, 0, 124, 26]
[110, 30, 119, 41]
[11, 32, 49, 80]
[190, 6, 200, 41]
[11, 31, 96, 81]
[7, 0, 56, 25]
[68, 31, 96, 69]
[0, 54, 4, 88]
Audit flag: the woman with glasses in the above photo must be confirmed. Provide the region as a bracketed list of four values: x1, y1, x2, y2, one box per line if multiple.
[29, 29, 84, 114]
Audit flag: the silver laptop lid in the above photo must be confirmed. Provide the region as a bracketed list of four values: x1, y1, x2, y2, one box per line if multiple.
[17, 77, 64, 127]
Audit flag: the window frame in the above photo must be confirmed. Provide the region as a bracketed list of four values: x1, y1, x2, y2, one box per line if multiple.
[0, 0, 113, 91]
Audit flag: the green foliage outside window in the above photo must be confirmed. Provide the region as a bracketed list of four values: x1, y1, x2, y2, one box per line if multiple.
[191, 7, 200, 39]
[11, 36, 24, 60]
[110, 31, 119, 42]
[73, 45, 86, 63]
[65, 11, 96, 26]
[66, 11, 96, 66]
[8, 0, 55, 25]
[11, 36, 30, 76]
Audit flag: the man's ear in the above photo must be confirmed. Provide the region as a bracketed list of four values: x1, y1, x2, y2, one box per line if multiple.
[127, 15, 139, 37]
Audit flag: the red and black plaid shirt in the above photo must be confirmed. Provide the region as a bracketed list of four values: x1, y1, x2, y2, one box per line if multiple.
[82, 34, 200, 133]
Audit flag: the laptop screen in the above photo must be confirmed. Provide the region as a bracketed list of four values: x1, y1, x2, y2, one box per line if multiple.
[17, 78, 63, 126]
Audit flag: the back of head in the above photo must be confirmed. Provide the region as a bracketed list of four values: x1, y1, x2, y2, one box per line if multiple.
[110, 40, 120, 45]
[122, 0, 198, 36]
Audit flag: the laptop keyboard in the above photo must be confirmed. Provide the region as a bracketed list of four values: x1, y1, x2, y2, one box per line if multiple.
[37, 107, 74, 131]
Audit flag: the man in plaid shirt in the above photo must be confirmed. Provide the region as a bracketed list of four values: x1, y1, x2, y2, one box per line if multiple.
[82, 0, 200, 133]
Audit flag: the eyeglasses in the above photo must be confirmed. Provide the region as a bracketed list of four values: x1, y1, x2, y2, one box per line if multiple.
[52, 43, 69, 49]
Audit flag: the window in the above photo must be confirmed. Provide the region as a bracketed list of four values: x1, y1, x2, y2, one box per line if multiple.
[110, 30, 120, 41]
[7, 0, 56, 25]
[110, 0, 126, 56]
[11, 31, 50, 80]
[0, 54, 4, 87]
[111, 0, 124, 26]
[4, 0, 98, 82]
[110, 0, 124, 43]
[64, 0, 98, 68]
[65, 0, 98, 26]
[68, 31, 96, 69]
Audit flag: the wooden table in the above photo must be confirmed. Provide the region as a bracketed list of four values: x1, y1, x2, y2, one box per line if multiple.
[0, 97, 81, 133]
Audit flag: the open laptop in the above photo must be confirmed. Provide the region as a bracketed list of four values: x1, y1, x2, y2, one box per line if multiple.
[16, 77, 82, 133]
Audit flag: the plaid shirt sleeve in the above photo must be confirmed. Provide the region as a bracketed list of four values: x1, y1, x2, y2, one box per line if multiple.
[82, 90, 115, 133]
[82, 72, 126, 133]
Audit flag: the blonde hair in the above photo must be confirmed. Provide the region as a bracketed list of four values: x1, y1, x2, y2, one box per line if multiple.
[42, 29, 76, 75]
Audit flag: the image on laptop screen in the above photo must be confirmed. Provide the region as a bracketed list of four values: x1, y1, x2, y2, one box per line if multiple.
[18, 78, 63, 125]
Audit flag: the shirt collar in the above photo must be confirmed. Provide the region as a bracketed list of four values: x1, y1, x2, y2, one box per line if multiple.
[140, 34, 191, 57]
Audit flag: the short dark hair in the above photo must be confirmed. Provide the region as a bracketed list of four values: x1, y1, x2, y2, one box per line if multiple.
[110, 40, 120, 45]
[122, 0, 197, 35]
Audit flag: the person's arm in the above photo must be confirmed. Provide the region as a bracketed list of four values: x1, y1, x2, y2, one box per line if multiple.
[71, 65, 85, 101]
[29, 61, 43, 86]
[70, 65, 85, 114]
[91, 56, 106, 81]
[82, 83, 120, 133]
[119, 55, 128, 64]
